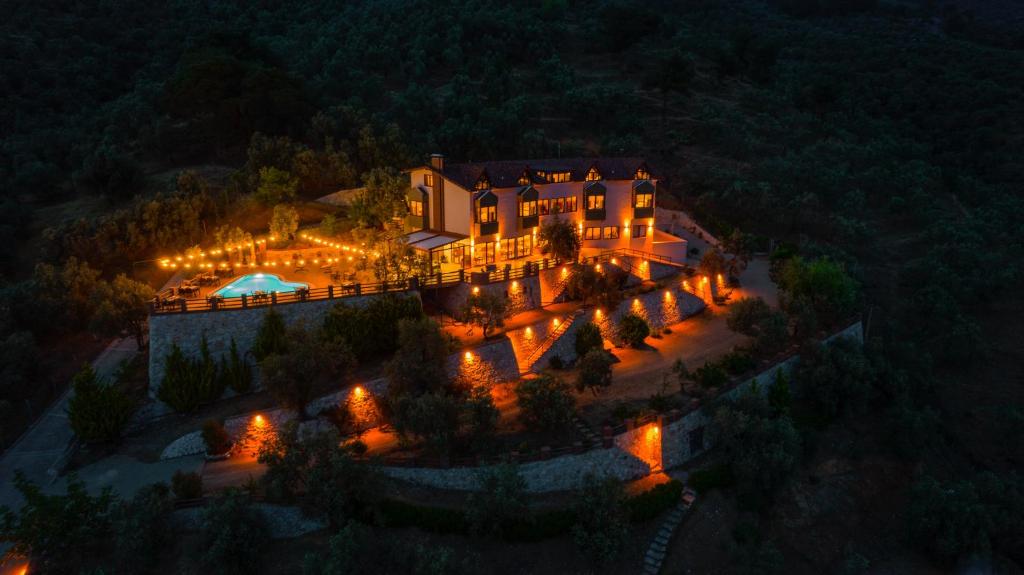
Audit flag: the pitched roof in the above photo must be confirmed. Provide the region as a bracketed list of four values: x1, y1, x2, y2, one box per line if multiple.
[440, 157, 656, 190]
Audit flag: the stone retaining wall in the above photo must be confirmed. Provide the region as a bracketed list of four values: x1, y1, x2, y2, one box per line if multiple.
[381, 445, 652, 492]
[435, 275, 542, 319]
[659, 321, 864, 469]
[147, 292, 419, 398]
[448, 336, 521, 387]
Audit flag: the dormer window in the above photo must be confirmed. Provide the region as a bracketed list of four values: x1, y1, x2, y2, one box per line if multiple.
[423, 173, 434, 187]
[635, 166, 651, 180]
[534, 170, 571, 183]
[632, 180, 655, 218]
[474, 173, 490, 190]
[478, 203, 496, 223]
[585, 167, 601, 181]
[475, 190, 499, 236]
[517, 171, 531, 186]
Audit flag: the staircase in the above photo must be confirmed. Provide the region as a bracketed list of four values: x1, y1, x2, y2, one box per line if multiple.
[518, 311, 577, 375]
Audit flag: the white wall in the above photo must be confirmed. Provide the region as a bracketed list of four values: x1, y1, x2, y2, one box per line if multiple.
[444, 180, 472, 236]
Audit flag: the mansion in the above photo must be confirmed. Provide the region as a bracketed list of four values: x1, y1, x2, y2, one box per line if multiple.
[403, 155, 687, 272]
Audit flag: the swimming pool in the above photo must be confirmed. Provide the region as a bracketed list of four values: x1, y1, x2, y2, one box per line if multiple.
[212, 273, 309, 298]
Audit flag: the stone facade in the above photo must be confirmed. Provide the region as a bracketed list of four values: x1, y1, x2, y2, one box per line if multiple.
[448, 336, 521, 387]
[147, 292, 420, 398]
[435, 275, 542, 319]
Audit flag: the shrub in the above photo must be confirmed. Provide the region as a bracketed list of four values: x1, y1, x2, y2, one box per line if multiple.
[574, 322, 604, 358]
[387, 392, 461, 455]
[157, 344, 203, 412]
[113, 483, 173, 572]
[0, 471, 116, 572]
[626, 480, 684, 522]
[693, 361, 728, 388]
[171, 471, 203, 500]
[252, 308, 288, 361]
[461, 290, 508, 338]
[201, 419, 232, 455]
[617, 313, 650, 347]
[67, 363, 135, 443]
[322, 295, 423, 360]
[720, 350, 756, 375]
[384, 317, 449, 397]
[795, 336, 874, 420]
[726, 297, 772, 335]
[767, 369, 792, 414]
[157, 337, 229, 412]
[200, 491, 269, 575]
[466, 464, 529, 537]
[572, 474, 629, 562]
[576, 349, 614, 395]
[261, 323, 356, 419]
[515, 374, 576, 430]
[218, 337, 253, 394]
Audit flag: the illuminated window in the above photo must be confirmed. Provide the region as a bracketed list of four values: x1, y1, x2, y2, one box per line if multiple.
[503, 234, 533, 259]
[587, 193, 604, 210]
[409, 200, 424, 216]
[585, 167, 601, 181]
[538, 199, 550, 215]
[423, 173, 434, 187]
[518, 172, 531, 186]
[519, 198, 537, 217]
[535, 170, 571, 183]
[474, 175, 490, 190]
[635, 166, 651, 180]
[584, 227, 601, 240]
[565, 196, 578, 212]
[634, 189, 654, 208]
[633, 224, 648, 238]
[603, 226, 620, 239]
[478, 204, 497, 223]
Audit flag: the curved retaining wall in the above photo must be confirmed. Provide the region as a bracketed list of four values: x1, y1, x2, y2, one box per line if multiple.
[379, 321, 863, 493]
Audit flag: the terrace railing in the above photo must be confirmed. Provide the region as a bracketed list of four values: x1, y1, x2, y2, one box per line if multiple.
[149, 258, 565, 315]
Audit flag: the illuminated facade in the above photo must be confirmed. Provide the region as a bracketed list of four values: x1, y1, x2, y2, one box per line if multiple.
[405, 155, 682, 270]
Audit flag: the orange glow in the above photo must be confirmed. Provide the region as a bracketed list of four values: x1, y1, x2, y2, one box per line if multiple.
[353, 386, 364, 399]
[595, 263, 602, 272]
[464, 351, 473, 362]
[611, 258, 618, 265]
[511, 280, 519, 290]
[254, 414, 264, 425]
[472, 286, 480, 294]
[553, 318, 560, 327]
[595, 308, 603, 318]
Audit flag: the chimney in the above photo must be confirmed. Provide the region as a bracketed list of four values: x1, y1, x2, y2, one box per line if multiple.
[430, 153, 445, 171]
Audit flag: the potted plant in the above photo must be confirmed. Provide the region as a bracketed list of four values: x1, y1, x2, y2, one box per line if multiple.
[201, 419, 233, 460]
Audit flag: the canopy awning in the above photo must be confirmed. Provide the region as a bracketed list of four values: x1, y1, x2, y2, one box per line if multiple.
[405, 230, 468, 252]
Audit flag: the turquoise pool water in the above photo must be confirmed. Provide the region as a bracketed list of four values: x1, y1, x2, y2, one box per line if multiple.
[212, 273, 308, 297]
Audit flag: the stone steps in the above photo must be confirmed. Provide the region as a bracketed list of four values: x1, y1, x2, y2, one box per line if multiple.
[640, 494, 697, 575]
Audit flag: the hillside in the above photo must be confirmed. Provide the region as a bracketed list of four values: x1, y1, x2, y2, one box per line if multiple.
[1, 0, 1023, 572]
